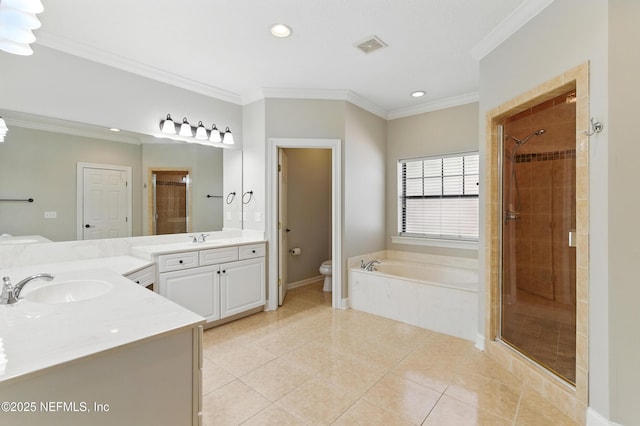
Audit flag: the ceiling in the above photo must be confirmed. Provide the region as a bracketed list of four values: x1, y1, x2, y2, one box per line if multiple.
[34, 0, 551, 118]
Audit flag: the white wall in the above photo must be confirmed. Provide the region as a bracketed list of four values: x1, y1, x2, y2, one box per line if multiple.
[0, 45, 242, 148]
[479, 0, 609, 419]
[386, 103, 479, 258]
[241, 100, 267, 232]
[608, 1, 640, 424]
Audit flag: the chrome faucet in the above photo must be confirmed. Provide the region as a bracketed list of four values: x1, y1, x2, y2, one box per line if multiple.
[360, 259, 381, 271]
[1, 273, 54, 305]
[191, 233, 210, 243]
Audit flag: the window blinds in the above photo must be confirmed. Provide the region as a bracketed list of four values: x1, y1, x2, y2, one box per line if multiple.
[400, 152, 479, 240]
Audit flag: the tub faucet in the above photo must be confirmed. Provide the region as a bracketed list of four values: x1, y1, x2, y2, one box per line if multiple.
[1, 273, 55, 305]
[360, 259, 381, 271]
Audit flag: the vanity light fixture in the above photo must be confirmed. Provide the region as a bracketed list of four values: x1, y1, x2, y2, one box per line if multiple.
[0, 116, 8, 142]
[270, 23, 292, 38]
[159, 114, 233, 146]
[178, 117, 192, 137]
[195, 121, 208, 140]
[223, 127, 234, 145]
[0, 0, 44, 56]
[209, 124, 222, 143]
[160, 114, 176, 134]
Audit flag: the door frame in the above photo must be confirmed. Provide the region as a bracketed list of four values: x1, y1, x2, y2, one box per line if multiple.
[76, 162, 132, 240]
[267, 138, 343, 311]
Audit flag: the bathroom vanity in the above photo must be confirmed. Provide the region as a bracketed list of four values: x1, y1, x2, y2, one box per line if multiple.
[133, 239, 266, 326]
[0, 268, 204, 426]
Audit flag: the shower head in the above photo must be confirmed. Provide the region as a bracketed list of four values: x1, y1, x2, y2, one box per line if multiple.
[507, 129, 546, 146]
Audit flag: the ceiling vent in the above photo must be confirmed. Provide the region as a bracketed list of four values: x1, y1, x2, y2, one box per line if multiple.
[354, 35, 387, 54]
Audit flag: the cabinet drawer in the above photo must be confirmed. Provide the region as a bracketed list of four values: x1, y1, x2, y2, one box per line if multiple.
[125, 265, 156, 289]
[239, 243, 265, 260]
[158, 251, 199, 273]
[200, 247, 238, 266]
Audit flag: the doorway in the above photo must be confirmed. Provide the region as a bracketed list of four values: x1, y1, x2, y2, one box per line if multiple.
[149, 169, 191, 235]
[76, 162, 132, 240]
[499, 90, 577, 383]
[267, 138, 343, 311]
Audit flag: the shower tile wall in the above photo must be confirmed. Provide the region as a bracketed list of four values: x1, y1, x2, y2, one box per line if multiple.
[502, 91, 577, 383]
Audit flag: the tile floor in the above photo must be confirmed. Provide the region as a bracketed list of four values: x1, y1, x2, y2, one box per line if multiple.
[502, 289, 576, 383]
[202, 280, 578, 425]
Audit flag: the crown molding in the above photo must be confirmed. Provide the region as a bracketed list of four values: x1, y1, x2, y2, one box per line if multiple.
[387, 92, 479, 120]
[35, 32, 243, 105]
[245, 88, 389, 119]
[469, 0, 555, 61]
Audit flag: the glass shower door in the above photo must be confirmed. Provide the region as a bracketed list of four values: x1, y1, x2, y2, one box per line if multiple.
[499, 91, 577, 384]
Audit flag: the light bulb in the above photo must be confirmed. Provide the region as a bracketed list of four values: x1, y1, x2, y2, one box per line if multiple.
[209, 124, 222, 143]
[179, 117, 192, 137]
[195, 121, 208, 140]
[160, 114, 176, 134]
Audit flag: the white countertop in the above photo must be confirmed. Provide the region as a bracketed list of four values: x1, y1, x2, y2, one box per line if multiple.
[132, 236, 266, 258]
[0, 268, 204, 384]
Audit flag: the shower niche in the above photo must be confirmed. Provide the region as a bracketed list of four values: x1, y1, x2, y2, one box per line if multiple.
[499, 90, 577, 384]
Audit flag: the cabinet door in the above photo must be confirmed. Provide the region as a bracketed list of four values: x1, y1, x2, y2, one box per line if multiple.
[159, 265, 220, 322]
[220, 258, 265, 319]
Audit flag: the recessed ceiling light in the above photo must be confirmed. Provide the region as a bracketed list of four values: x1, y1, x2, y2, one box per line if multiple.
[271, 24, 292, 38]
[411, 91, 426, 98]
[109, 128, 120, 132]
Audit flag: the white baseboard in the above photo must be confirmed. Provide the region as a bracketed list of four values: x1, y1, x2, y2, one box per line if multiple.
[339, 297, 350, 310]
[475, 333, 485, 351]
[287, 275, 323, 290]
[587, 407, 621, 426]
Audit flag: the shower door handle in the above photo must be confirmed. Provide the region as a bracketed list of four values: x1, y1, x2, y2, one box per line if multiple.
[568, 229, 577, 248]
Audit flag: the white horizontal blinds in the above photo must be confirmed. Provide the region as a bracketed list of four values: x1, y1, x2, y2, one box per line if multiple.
[400, 153, 479, 240]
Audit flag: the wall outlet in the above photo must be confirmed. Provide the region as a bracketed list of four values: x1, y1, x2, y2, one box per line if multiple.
[44, 211, 57, 219]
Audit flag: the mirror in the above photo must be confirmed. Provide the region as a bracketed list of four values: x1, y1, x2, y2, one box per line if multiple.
[0, 110, 243, 243]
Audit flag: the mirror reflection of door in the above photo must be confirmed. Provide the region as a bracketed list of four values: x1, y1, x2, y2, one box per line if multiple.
[151, 170, 191, 235]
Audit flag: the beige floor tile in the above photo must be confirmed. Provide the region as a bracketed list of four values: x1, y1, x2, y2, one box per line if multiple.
[202, 358, 235, 395]
[241, 357, 313, 402]
[242, 404, 305, 425]
[280, 339, 348, 375]
[392, 351, 459, 393]
[315, 353, 388, 396]
[515, 391, 578, 426]
[201, 380, 269, 426]
[333, 399, 413, 426]
[363, 373, 441, 425]
[423, 395, 512, 426]
[455, 350, 524, 389]
[206, 342, 278, 377]
[445, 373, 522, 421]
[275, 377, 358, 425]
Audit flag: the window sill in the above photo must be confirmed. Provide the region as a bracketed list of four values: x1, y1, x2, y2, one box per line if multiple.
[391, 235, 478, 251]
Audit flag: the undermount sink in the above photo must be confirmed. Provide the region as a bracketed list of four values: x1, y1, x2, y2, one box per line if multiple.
[23, 280, 112, 304]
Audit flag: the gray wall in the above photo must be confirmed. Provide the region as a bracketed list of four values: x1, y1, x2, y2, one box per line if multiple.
[479, 0, 610, 419]
[284, 148, 332, 284]
[386, 103, 479, 258]
[608, 1, 640, 424]
[0, 126, 142, 241]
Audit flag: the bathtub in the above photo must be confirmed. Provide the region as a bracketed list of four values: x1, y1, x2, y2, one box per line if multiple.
[348, 252, 478, 342]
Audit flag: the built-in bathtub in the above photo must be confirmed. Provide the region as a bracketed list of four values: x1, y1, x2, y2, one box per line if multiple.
[348, 251, 478, 342]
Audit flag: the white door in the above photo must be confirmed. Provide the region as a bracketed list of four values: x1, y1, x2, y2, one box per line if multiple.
[278, 149, 289, 305]
[80, 165, 130, 240]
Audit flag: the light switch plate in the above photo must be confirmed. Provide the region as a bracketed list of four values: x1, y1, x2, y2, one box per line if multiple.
[44, 211, 57, 219]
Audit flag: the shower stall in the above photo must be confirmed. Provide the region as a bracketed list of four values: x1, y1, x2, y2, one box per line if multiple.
[499, 90, 577, 384]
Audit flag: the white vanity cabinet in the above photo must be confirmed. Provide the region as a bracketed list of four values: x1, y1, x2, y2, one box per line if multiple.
[156, 243, 265, 324]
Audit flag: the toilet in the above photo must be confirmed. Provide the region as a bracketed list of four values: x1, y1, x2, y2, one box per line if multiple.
[319, 260, 332, 292]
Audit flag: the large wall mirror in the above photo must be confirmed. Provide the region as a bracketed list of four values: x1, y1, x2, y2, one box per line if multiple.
[0, 110, 243, 243]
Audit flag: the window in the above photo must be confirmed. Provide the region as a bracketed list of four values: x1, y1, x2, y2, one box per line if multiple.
[399, 152, 479, 241]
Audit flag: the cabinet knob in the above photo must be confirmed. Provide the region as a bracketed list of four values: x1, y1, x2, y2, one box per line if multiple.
[222, 270, 226, 274]
[217, 270, 220, 274]
[136, 280, 140, 284]
[252, 250, 256, 253]
[179, 260, 183, 264]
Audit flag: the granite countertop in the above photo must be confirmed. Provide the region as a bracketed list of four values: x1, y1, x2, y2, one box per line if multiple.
[0, 268, 204, 384]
